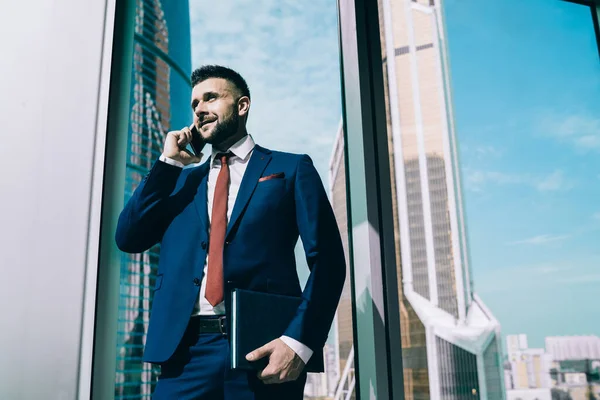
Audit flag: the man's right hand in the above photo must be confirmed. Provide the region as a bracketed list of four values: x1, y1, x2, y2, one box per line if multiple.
[162, 126, 203, 166]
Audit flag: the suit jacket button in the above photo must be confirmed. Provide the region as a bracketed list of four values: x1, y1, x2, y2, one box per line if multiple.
[193, 278, 200, 286]
[201, 241, 207, 249]
[225, 241, 230, 245]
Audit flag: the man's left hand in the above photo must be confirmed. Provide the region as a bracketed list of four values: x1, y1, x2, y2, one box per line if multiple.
[246, 338, 305, 384]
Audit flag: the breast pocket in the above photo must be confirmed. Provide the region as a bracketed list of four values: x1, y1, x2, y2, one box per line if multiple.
[252, 179, 286, 206]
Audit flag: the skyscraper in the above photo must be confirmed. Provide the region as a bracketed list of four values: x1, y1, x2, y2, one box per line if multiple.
[114, 1, 191, 398]
[330, 0, 504, 398]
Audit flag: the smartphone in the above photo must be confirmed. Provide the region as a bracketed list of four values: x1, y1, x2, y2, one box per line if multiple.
[189, 124, 206, 156]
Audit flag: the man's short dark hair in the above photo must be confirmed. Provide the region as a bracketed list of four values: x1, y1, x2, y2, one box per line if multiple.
[191, 65, 250, 100]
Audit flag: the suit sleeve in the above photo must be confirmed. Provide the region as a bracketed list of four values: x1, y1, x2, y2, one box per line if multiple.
[282, 155, 346, 351]
[115, 160, 183, 253]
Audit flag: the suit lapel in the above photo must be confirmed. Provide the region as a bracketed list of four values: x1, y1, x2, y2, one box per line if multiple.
[193, 159, 211, 235]
[226, 146, 272, 239]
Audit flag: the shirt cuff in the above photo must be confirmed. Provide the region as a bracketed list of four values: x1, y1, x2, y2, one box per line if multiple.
[159, 154, 185, 168]
[280, 335, 313, 365]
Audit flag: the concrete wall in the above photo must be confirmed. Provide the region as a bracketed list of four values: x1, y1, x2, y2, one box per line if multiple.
[0, 0, 116, 398]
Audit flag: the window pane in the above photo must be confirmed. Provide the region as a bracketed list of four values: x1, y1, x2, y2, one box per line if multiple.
[115, 0, 191, 397]
[377, 0, 598, 399]
[113, 1, 350, 399]
[444, 1, 600, 399]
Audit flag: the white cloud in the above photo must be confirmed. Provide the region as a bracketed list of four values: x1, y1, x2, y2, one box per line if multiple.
[538, 113, 600, 152]
[464, 170, 525, 192]
[464, 168, 572, 192]
[561, 274, 600, 284]
[475, 262, 565, 293]
[189, 1, 342, 180]
[575, 135, 600, 150]
[475, 145, 503, 159]
[508, 234, 571, 246]
[535, 170, 572, 192]
[533, 265, 567, 274]
[475, 260, 600, 293]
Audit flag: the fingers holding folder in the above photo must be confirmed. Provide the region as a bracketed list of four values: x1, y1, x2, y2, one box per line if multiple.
[246, 338, 305, 384]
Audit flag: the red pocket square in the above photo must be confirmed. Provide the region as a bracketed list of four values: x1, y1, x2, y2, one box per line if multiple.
[258, 172, 285, 182]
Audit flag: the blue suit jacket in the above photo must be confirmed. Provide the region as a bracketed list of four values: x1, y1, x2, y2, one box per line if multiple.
[115, 145, 346, 369]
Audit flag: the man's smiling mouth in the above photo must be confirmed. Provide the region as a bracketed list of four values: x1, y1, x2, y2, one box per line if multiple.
[201, 119, 216, 128]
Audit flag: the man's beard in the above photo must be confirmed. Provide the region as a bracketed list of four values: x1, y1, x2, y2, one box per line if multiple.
[206, 112, 239, 146]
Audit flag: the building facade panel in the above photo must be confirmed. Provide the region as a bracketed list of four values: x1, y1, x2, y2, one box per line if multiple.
[436, 337, 480, 399]
[485, 336, 505, 400]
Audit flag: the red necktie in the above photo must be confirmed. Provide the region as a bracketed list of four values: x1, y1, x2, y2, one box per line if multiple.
[206, 153, 231, 306]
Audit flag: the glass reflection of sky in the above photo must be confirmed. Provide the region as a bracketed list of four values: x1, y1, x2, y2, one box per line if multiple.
[443, 0, 600, 348]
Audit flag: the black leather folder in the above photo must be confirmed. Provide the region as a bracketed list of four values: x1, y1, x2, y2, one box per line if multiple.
[230, 288, 323, 372]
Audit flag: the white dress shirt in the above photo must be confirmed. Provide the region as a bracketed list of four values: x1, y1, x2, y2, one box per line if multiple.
[158, 134, 313, 364]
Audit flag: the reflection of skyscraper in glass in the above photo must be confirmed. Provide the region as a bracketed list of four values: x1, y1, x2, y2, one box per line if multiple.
[329, 122, 356, 399]
[383, 0, 504, 398]
[331, 0, 504, 399]
[114, 0, 191, 398]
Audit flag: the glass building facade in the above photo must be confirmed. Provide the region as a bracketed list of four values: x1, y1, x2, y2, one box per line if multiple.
[484, 338, 504, 400]
[114, 0, 191, 398]
[381, 0, 505, 398]
[331, 0, 507, 398]
[436, 337, 480, 399]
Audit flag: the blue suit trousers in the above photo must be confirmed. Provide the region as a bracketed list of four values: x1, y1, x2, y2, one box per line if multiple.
[152, 325, 307, 399]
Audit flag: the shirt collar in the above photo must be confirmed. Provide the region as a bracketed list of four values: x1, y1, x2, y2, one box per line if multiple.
[210, 134, 256, 167]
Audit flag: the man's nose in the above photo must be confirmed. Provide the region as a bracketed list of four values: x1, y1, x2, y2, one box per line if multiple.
[194, 102, 208, 116]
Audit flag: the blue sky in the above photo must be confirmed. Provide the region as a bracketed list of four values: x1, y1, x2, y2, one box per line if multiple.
[444, 0, 600, 348]
[189, 0, 341, 181]
[188, 0, 600, 350]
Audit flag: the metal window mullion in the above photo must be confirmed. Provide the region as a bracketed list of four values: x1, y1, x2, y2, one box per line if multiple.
[90, 0, 137, 399]
[337, 0, 404, 398]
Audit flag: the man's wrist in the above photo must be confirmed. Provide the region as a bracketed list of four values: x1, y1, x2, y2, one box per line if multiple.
[280, 335, 313, 364]
[159, 154, 185, 168]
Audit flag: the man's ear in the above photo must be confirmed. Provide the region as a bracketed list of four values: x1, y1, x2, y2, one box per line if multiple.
[238, 96, 250, 118]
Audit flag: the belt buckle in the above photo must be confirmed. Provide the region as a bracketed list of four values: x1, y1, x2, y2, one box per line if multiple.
[218, 316, 226, 335]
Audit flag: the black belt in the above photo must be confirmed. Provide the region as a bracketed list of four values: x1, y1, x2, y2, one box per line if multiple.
[189, 315, 227, 335]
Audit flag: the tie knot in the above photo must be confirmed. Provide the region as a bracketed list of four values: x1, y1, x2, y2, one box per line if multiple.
[216, 152, 233, 165]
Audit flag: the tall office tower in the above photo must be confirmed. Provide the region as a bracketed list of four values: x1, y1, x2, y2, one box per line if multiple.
[330, 0, 504, 399]
[114, 1, 191, 398]
[381, 0, 505, 398]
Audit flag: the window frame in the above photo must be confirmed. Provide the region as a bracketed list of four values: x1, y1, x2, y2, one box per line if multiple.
[87, 0, 600, 399]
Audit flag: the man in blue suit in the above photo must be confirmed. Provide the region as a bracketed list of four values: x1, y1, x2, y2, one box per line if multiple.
[115, 65, 346, 399]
